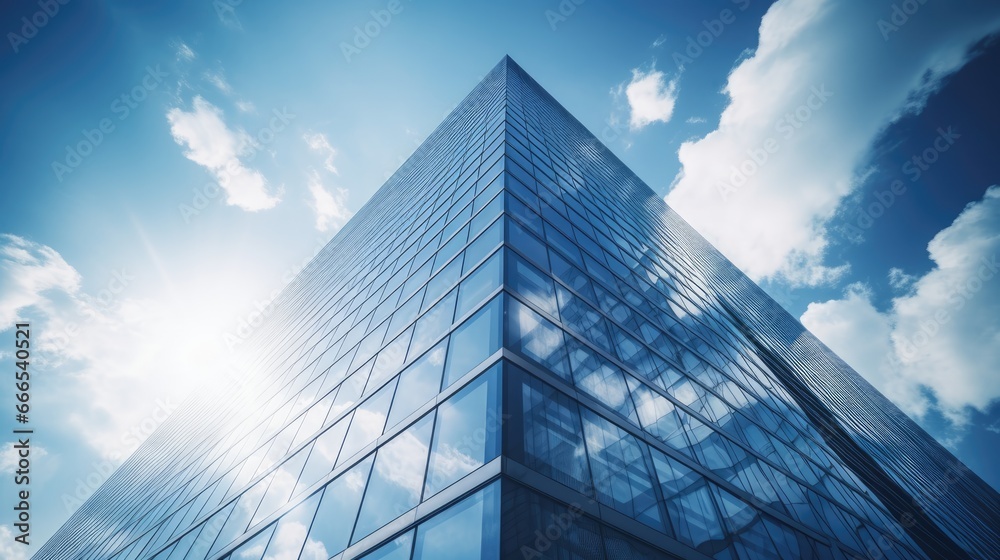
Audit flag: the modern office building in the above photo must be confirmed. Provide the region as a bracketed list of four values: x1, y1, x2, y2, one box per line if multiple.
[36, 56, 1000, 560]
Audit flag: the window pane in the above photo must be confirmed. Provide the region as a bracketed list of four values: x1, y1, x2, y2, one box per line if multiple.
[186, 502, 234, 560]
[464, 216, 502, 272]
[353, 414, 435, 542]
[456, 250, 501, 318]
[556, 285, 611, 352]
[357, 530, 414, 560]
[413, 481, 500, 560]
[369, 326, 413, 391]
[294, 416, 349, 495]
[442, 296, 502, 389]
[425, 365, 501, 496]
[261, 492, 321, 560]
[410, 289, 457, 358]
[423, 256, 463, 312]
[251, 447, 310, 525]
[386, 340, 447, 429]
[517, 373, 592, 494]
[506, 297, 569, 381]
[210, 476, 271, 555]
[567, 339, 639, 425]
[304, 455, 374, 558]
[580, 409, 662, 531]
[507, 217, 548, 269]
[226, 524, 275, 560]
[337, 380, 397, 467]
[507, 252, 557, 317]
[651, 448, 725, 549]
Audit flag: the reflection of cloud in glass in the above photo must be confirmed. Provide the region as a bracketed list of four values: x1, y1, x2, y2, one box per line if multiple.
[578, 368, 627, 409]
[427, 345, 445, 366]
[350, 409, 387, 443]
[239, 475, 271, 515]
[516, 305, 560, 359]
[299, 539, 329, 560]
[263, 520, 308, 560]
[669, 380, 699, 407]
[236, 542, 267, 559]
[429, 445, 480, 484]
[343, 467, 367, 493]
[313, 437, 339, 464]
[376, 431, 428, 501]
[257, 467, 298, 519]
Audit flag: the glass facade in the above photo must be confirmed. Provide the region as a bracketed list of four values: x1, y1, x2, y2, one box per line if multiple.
[37, 57, 999, 560]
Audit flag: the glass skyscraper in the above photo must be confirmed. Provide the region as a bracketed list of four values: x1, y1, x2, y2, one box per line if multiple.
[37, 56, 1000, 560]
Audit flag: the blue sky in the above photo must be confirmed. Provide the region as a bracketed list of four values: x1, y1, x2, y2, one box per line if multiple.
[1, 0, 999, 554]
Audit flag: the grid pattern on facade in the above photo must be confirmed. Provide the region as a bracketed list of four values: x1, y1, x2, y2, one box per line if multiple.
[35, 57, 1000, 560]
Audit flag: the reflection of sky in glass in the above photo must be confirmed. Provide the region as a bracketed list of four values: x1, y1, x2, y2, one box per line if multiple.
[514, 301, 562, 361]
[304, 456, 373, 558]
[261, 493, 320, 560]
[353, 415, 433, 542]
[443, 297, 500, 387]
[229, 524, 275, 560]
[425, 372, 495, 496]
[251, 455, 303, 526]
[386, 341, 446, 429]
[369, 326, 412, 389]
[337, 380, 395, 466]
[413, 487, 485, 560]
[295, 416, 348, 494]
[358, 530, 414, 560]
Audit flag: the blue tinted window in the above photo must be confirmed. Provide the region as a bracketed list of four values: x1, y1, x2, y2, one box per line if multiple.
[305, 456, 373, 558]
[226, 524, 274, 560]
[651, 448, 725, 549]
[507, 252, 557, 317]
[260, 492, 320, 560]
[294, 417, 349, 495]
[386, 341, 447, 429]
[506, 297, 570, 381]
[337, 379, 396, 467]
[410, 289, 457, 358]
[580, 409, 662, 530]
[442, 296, 501, 388]
[426, 365, 501, 495]
[464, 217, 502, 272]
[357, 530, 414, 560]
[516, 372, 592, 494]
[353, 414, 434, 542]
[456, 250, 501, 318]
[413, 481, 500, 560]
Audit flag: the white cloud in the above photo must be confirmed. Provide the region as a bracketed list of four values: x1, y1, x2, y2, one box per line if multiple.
[888, 266, 916, 291]
[204, 71, 233, 94]
[652, 34, 667, 48]
[175, 42, 196, 61]
[802, 186, 1000, 424]
[303, 132, 339, 174]
[0, 234, 80, 326]
[0, 526, 29, 560]
[236, 100, 257, 113]
[987, 420, 1000, 435]
[307, 171, 351, 233]
[0, 235, 233, 461]
[666, 0, 1000, 285]
[686, 116, 707, 124]
[618, 68, 678, 131]
[167, 96, 282, 211]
